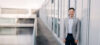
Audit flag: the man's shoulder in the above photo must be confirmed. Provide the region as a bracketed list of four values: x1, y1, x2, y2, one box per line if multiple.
[75, 18, 81, 23]
[75, 18, 80, 21]
[73, 18, 81, 23]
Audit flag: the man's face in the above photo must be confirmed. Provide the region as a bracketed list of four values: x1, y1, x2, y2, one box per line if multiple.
[69, 9, 74, 17]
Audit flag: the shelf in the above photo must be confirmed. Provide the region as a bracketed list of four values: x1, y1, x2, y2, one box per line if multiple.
[0, 18, 16, 24]
[0, 27, 16, 35]
[17, 18, 34, 24]
[0, 24, 34, 27]
[0, 16, 35, 35]
[0, 14, 36, 18]
[17, 27, 33, 35]
[0, 27, 34, 35]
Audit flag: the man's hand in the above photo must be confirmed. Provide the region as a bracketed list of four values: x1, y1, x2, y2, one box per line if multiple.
[63, 39, 66, 43]
[75, 40, 78, 44]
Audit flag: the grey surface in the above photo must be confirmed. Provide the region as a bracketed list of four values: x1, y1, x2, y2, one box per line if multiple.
[17, 18, 34, 24]
[89, 0, 100, 45]
[17, 27, 33, 35]
[36, 18, 60, 45]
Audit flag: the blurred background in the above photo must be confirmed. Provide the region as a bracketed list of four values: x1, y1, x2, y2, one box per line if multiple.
[0, 0, 100, 45]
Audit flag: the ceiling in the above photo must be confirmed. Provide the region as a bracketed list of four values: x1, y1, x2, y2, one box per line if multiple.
[0, 0, 45, 9]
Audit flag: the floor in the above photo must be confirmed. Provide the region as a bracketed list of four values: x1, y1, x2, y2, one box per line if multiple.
[36, 18, 60, 45]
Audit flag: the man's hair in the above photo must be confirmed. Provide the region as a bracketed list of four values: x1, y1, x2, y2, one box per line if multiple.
[68, 8, 75, 11]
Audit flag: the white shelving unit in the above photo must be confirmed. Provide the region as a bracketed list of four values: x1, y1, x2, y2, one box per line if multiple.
[0, 15, 36, 35]
[0, 8, 37, 45]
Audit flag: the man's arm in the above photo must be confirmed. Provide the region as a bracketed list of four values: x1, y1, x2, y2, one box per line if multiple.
[75, 19, 81, 40]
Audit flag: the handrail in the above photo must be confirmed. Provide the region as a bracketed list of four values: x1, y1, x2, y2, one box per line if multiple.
[32, 15, 37, 45]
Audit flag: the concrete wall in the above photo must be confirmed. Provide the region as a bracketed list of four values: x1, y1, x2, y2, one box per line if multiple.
[89, 0, 100, 45]
[39, 0, 100, 45]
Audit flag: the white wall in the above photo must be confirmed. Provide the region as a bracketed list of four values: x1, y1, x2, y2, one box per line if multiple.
[89, 0, 100, 45]
[39, 0, 100, 45]
[76, 0, 100, 45]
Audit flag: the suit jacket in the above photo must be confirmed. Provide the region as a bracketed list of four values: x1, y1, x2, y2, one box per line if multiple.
[64, 17, 81, 40]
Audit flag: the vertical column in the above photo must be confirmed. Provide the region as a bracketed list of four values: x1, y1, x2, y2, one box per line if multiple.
[81, 0, 90, 45]
[59, 0, 63, 40]
[60, 0, 69, 40]
[70, 0, 76, 17]
[59, 0, 65, 44]
[64, 0, 69, 18]
[89, 0, 100, 45]
[59, 0, 65, 40]
[0, 8, 1, 15]
[70, 0, 76, 8]
[59, 0, 67, 45]
[52, 0, 55, 33]
[48, 0, 52, 31]
[76, 0, 82, 19]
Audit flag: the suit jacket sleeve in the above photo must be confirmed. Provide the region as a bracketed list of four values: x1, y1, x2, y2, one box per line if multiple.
[75, 19, 81, 40]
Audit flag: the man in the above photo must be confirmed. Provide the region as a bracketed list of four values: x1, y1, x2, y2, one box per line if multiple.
[63, 8, 81, 45]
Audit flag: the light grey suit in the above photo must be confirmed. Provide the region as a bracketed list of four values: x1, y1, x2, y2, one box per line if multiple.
[64, 17, 81, 40]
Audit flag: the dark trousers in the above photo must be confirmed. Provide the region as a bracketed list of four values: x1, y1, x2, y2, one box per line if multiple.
[65, 34, 77, 45]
